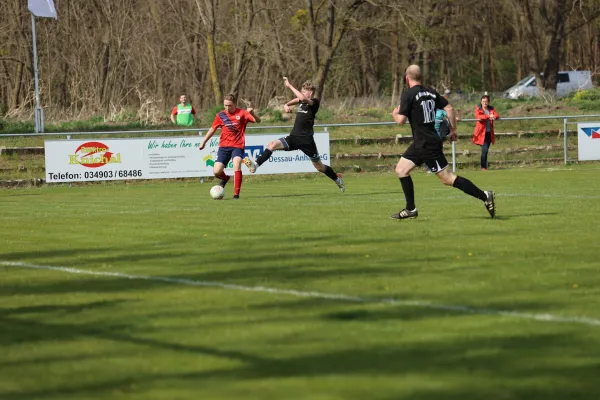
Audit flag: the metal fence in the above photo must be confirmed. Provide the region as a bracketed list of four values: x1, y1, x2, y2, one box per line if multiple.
[2, 114, 600, 172]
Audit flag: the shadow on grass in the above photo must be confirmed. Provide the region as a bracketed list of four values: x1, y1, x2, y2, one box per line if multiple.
[3, 193, 43, 197]
[262, 190, 394, 199]
[1, 315, 268, 364]
[0, 300, 126, 317]
[0, 255, 440, 295]
[1, 234, 447, 296]
[448, 211, 559, 221]
[2, 308, 598, 400]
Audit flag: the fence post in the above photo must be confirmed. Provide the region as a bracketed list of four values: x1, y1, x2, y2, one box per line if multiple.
[563, 118, 568, 164]
[66, 135, 71, 187]
[198, 130, 204, 183]
[452, 141, 456, 172]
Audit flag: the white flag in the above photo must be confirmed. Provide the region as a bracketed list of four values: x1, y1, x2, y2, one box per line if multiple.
[28, 0, 57, 19]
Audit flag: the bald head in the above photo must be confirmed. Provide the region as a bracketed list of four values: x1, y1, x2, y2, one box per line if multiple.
[405, 65, 422, 83]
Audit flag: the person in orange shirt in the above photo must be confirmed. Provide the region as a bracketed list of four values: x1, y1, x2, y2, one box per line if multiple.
[199, 94, 261, 199]
[472, 95, 500, 170]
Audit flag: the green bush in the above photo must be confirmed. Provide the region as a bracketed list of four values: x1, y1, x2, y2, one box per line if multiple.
[573, 100, 599, 112]
[571, 88, 600, 101]
[0, 120, 34, 134]
[315, 108, 334, 121]
[567, 88, 600, 112]
[267, 108, 284, 122]
[203, 105, 223, 125]
[364, 108, 385, 119]
[111, 110, 137, 123]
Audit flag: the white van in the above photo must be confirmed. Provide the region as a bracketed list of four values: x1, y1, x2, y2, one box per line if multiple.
[503, 70, 593, 99]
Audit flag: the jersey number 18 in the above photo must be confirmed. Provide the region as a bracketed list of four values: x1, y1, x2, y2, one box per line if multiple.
[422, 99, 436, 123]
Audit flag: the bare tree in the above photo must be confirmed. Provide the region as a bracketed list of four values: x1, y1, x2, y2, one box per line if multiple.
[2, 0, 600, 120]
[195, 0, 222, 105]
[306, 0, 367, 98]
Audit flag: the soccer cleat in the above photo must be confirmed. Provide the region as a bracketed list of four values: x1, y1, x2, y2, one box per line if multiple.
[484, 190, 496, 218]
[335, 173, 345, 192]
[219, 175, 230, 188]
[391, 208, 418, 220]
[232, 195, 240, 200]
[243, 156, 257, 173]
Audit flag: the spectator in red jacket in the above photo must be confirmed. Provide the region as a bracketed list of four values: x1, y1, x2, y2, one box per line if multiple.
[472, 95, 500, 170]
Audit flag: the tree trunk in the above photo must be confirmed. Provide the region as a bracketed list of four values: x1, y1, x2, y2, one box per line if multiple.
[306, 0, 320, 73]
[358, 35, 380, 96]
[311, 0, 366, 98]
[206, 34, 222, 104]
[10, 62, 23, 109]
[266, 9, 286, 73]
[516, 0, 543, 88]
[148, 0, 166, 108]
[229, 0, 255, 97]
[390, 10, 400, 107]
[542, 0, 568, 91]
[195, 0, 222, 105]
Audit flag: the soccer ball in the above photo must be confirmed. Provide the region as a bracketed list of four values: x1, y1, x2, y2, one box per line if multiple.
[210, 185, 224, 200]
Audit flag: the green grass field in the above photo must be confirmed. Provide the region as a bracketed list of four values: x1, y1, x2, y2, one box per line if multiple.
[2, 166, 600, 400]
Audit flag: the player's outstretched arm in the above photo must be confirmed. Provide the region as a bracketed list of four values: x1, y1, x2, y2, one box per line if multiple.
[284, 98, 300, 113]
[199, 127, 216, 150]
[247, 108, 261, 123]
[283, 77, 313, 105]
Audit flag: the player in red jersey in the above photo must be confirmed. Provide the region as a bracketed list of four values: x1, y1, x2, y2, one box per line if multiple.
[200, 94, 261, 199]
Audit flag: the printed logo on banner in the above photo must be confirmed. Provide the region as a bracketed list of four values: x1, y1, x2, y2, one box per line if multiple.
[581, 127, 600, 139]
[244, 145, 264, 160]
[69, 141, 121, 168]
[203, 151, 218, 167]
[202, 138, 236, 168]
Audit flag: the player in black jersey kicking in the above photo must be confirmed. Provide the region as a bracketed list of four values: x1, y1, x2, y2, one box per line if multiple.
[391, 65, 495, 220]
[243, 78, 345, 192]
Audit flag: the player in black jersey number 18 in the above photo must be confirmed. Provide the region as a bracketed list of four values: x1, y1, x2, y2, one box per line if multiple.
[391, 65, 496, 220]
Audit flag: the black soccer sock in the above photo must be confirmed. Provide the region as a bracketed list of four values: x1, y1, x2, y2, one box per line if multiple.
[453, 176, 487, 201]
[399, 176, 416, 210]
[323, 165, 339, 181]
[256, 149, 272, 166]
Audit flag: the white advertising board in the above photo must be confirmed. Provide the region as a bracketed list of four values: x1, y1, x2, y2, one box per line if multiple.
[578, 123, 600, 161]
[44, 133, 330, 183]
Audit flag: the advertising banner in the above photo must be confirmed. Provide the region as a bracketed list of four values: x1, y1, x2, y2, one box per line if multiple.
[44, 133, 330, 183]
[577, 123, 600, 161]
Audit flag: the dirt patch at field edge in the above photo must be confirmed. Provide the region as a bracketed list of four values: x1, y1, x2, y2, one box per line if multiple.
[0, 178, 45, 188]
[503, 103, 580, 117]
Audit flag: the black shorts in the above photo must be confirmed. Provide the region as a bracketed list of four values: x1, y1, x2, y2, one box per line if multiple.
[279, 135, 320, 162]
[402, 142, 449, 173]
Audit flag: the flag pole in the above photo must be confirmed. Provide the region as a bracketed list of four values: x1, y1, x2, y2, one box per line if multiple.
[31, 13, 44, 133]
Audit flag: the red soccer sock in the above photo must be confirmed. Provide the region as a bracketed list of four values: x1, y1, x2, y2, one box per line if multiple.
[234, 170, 242, 196]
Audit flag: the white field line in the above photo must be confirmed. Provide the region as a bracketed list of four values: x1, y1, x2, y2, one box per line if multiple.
[2, 261, 600, 327]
